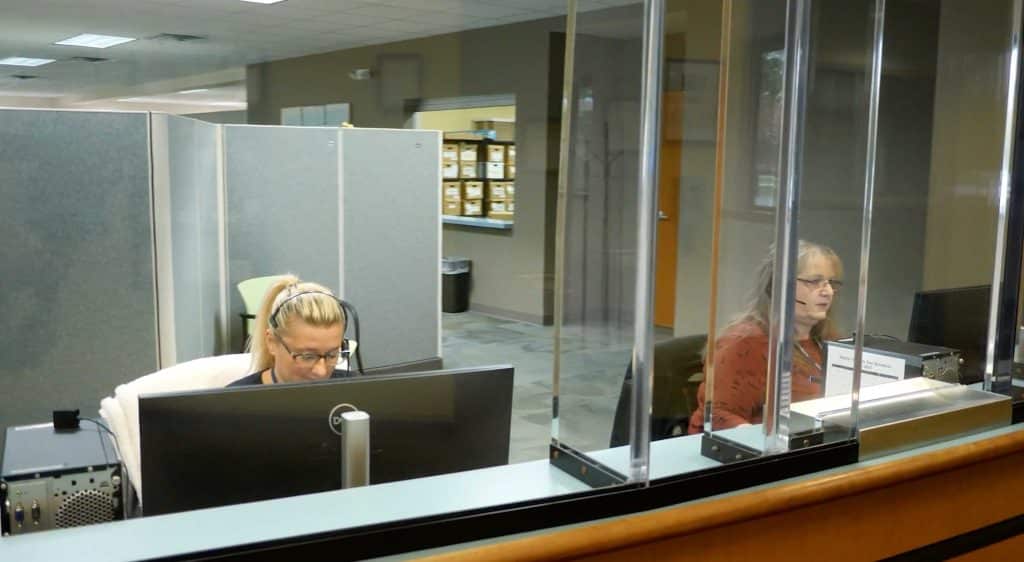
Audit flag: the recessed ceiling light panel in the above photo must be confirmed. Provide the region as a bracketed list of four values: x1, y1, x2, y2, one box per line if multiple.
[240, 0, 287, 4]
[0, 57, 56, 67]
[149, 33, 206, 42]
[178, 88, 210, 94]
[55, 33, 136, 49]
[67, 56, 110, 63]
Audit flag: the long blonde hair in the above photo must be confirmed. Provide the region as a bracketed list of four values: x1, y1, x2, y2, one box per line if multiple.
[727, 240, 843, 343]
[248, 274, 346, 373]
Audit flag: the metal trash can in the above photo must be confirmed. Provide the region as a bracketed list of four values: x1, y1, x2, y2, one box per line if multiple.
[442, 257, 471, 313]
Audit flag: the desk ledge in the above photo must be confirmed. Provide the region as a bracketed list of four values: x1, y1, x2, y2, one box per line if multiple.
[416, 426, 1024, 562]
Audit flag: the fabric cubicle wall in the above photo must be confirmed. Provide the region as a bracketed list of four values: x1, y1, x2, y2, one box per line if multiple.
[339, 128, 441, 369]
[224, 125, 442, 369]
[223, 125, 342, 354]
[0, 109, 158, 448]
[0, 113, 442, 449]
[151, 114, 225, 365]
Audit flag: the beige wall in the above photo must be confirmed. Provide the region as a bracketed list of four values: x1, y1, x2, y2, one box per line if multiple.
[416, 106, 515, 134]
[921, 0, 1014, 290]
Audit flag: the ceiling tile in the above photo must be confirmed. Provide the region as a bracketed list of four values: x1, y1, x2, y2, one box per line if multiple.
[0, 0, 564, 102]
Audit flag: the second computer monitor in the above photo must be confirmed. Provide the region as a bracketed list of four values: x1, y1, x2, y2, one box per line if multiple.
[139, 365, 514, 516]
[908, 285, 990, 384]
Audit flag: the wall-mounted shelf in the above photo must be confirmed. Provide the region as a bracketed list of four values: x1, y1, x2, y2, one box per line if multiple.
[443, 216, 514, 230]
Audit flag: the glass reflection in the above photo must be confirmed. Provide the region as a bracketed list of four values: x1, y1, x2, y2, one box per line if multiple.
[692, 241, 843, 432]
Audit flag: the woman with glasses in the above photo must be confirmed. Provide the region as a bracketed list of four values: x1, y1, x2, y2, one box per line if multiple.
[229, 275, 351, 386]
[688, 240, 843, 433]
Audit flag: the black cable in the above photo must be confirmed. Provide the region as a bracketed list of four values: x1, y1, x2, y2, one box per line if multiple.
[80, 417, 114, 437]
[79, 417, 115, 469]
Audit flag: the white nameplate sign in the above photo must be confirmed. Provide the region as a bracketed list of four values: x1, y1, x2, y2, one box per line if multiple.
[824, 342, 907, 397]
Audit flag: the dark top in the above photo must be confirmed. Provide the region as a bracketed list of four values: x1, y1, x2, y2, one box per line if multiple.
[227, 369, 358, 387]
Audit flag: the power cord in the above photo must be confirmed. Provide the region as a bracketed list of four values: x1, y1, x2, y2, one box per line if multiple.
[79, 417, 115, 470]
[52, 409, 117, 470]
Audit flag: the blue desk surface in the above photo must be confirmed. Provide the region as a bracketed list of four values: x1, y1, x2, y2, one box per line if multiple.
[3, 425, 1022, 561]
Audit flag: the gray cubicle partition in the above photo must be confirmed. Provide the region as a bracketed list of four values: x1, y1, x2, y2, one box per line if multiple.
[224, 125, 442, 369]
[338, 128, 441, 369]
[0, 109, 158, 446]
[0, 113, 441, 448]
[223, 125, 341, 352]
[151, 114, 225, 364]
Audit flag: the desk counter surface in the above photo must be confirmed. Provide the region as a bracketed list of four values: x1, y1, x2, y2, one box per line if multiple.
[3, 425, 1023, 561]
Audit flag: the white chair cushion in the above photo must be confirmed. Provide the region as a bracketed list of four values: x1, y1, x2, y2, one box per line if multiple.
[98, 353, 253, 503]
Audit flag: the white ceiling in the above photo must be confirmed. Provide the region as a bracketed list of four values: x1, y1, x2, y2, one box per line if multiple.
[0, 0, 636, 112]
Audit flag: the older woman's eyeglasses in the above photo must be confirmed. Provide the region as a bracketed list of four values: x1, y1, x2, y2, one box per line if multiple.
[274, 334, 341, 367]
[797, 277, 843, 291]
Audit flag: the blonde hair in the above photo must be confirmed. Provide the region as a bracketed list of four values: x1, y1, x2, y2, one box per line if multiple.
[247, 274, 346, 373]
[727, 240, 843, 343]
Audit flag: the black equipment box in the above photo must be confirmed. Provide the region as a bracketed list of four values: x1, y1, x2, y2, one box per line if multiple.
[1, 423, 123, 536]
[830, 335, 963, 384]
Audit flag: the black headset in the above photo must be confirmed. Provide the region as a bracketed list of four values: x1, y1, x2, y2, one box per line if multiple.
[269, 290, 364, 375]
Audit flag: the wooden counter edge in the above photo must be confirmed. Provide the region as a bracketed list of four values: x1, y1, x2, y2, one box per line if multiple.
[415, 428, 1024, 562]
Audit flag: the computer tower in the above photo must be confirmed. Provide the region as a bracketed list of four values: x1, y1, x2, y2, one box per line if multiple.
[1, 423, 123, 536]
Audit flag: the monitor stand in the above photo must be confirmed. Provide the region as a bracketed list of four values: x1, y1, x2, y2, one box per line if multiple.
[336, 409, 370, 488]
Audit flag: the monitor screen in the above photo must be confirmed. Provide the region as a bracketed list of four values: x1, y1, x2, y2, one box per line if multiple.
[139, 365, 514, 516]
[907, 285, 990, 384]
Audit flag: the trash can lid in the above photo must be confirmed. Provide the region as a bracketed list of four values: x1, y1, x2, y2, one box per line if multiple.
[442, 257, 471, 274]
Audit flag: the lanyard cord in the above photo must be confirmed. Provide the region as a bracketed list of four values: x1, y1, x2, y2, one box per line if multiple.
[794, 339, 823, 382]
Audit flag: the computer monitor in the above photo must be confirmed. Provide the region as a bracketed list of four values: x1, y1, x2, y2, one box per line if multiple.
[907, 285, 990, 384]
[139, 365, 514, 516]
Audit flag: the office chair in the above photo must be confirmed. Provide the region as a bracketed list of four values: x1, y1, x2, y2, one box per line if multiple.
[98, 353, 253, 505]
[609, 334, 707, 447]
[338, 298, 365, 375]
[237, 275, 288, 352]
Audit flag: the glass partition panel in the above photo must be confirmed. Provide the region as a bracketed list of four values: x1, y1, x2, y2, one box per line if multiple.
[783, 0, 874, 447]
[554, 0, 645, 485]
[694, 0, 1020, 462]
[655, 0, 883, 470]
[698, 0, 811, 464]
[852, 0, 1019, 455]
[643, 0, 732, 478]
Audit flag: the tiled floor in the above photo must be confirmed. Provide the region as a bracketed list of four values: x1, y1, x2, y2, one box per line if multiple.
[442, 311, 671, 463]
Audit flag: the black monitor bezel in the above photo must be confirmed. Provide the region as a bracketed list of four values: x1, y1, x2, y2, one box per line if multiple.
[139, 364, 514, 516]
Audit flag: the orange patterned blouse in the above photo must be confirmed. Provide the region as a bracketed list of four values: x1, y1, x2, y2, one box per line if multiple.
[688, 321, 825, 434]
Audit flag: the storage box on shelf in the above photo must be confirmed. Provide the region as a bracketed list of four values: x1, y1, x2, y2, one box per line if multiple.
[462, 200, 483, 216]
[462, 181, 484, 200]
[442, 200, 461, 216]
[440, 137, 516, 222]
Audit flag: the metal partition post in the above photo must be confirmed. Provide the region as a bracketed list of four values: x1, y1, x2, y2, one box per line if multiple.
[551, 0, 577, 448]
[851, 0, 887, 437]
[988, 0, 1023, 396]
[764, 0, 811, 454]
[628, 0, 665, 483]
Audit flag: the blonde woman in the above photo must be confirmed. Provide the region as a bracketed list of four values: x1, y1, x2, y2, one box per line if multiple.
[229, 275, 349, 386]
[688, 241, 843, 433]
